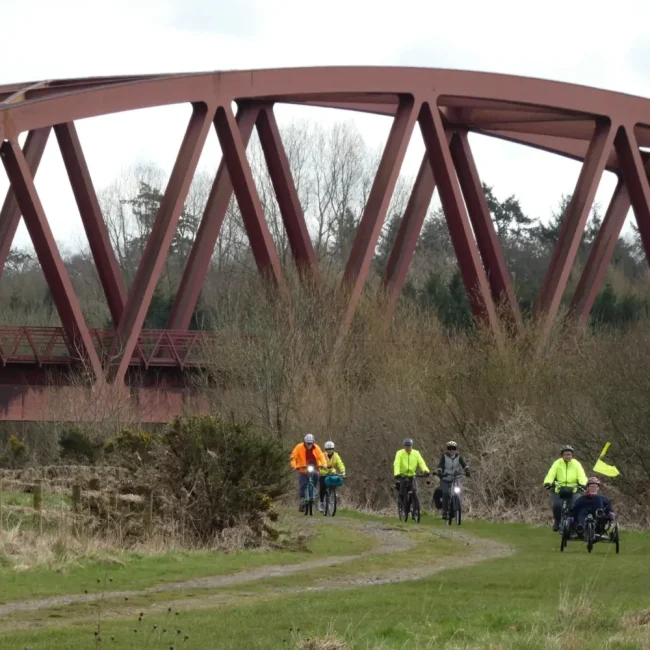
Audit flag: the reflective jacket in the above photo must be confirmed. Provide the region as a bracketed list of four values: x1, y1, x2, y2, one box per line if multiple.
[543, 458, 588, 493]
[320, 452, 346, 476]
[290, 442, 327, 474]
[393, 449, 430, 477]
[437, 452, 469, 481]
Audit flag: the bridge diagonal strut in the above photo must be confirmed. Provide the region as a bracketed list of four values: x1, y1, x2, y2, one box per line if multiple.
[534, 120, 616, 341]
[0, 128, 51, 279]
[450, 130, 522, 329]
[418, 101, 500, 337]
[55, 122, 127, 326]
[213, 103, 286, 288]
[256, 104, 319, 280]
[570, 179, 632, 323]
[342, 95, 420, 329]
[109, 103, 215, 384]
[382, 152, 437, 323]
[614, 125, 650, 264]
[167, 103, 261, 330]
[0, 139, 103, 381]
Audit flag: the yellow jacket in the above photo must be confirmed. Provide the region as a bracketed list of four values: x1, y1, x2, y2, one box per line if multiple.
[543, 458, 588, 493]
[393, 449, 430, 477]
[320, 452, 346, 476]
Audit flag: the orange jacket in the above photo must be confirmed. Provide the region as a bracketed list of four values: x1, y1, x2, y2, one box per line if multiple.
[290, 442, 327, 474]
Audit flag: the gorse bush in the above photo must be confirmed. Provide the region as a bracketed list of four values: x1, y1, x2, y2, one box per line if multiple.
[58, 427, 104, 465]
[147, 415, 292, 543]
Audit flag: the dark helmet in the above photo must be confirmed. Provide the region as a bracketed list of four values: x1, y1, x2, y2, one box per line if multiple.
[560, 445, 574, 454]
[403, 438, 413, 447]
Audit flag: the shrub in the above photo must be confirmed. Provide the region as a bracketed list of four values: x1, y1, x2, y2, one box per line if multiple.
[0, 433, 27, 469]
[104, 427, 157, 469]
[58, 427, 104, 465]
[147, 414, 291, 543]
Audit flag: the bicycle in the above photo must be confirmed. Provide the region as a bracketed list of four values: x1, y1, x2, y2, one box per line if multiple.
[297, 464, 321, 516]
[575, 509, 620, 554]
[322, 470, 345, 517]
[445, 472, 465, 526]
[555, 483, 585, 552]
[396, 473, 428, 523]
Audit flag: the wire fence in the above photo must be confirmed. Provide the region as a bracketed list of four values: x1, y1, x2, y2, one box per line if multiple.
[0, 466, 154, 541]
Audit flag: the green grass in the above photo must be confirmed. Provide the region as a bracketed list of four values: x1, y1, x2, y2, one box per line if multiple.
[1, 489, 72, 509]
[2, 511, 650, 649]
[0, 513, 373, 604]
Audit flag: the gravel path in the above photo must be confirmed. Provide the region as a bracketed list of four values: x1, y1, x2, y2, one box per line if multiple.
[0, 516, 513, 629]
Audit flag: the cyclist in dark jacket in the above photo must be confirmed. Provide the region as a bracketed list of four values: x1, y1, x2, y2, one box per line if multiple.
[436, 441, 470, 518]
[570, 475, 615, 535]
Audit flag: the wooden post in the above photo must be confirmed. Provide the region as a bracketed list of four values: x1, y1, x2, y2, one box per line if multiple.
[72, 484, 82, 537]
[33, 480, 43, 536]
[143, 489, 153, 535]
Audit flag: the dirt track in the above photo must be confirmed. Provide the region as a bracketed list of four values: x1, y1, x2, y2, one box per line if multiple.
[0, 516, 513, 628]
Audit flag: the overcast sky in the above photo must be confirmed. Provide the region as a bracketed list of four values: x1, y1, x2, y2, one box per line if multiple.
[2, 0, 650, 252]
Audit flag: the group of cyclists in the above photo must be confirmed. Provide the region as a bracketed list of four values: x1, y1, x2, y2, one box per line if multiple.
[289, 435, 617, 535]
[290, 434, 470, 518]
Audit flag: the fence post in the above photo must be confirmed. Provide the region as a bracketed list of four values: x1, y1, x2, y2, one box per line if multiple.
[72, 484, 82, 536]
[33, 480, 43, 536]
[143, 489, 153, 535]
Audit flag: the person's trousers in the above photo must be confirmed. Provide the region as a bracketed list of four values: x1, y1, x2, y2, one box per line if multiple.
[550, 491, 578, 525]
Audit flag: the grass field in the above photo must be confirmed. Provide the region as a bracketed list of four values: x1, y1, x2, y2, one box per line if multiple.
[1, 508, 648, 650]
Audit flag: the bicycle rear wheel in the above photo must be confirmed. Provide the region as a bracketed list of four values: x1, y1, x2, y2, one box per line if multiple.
[330, 488, 337, 516]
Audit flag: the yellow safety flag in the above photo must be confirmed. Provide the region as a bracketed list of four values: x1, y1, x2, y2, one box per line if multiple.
[593, 442, 620, 478]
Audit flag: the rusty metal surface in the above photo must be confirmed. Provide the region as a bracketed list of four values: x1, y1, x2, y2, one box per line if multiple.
[0, 327, 210, 369]
[0, 66, 649, 421]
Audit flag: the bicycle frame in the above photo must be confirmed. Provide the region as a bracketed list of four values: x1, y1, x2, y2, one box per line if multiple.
[447, 472, 464, 525]
[396, 473, 426, 523]
[297, 464, 321, 516]
[323, 470, 345, 517]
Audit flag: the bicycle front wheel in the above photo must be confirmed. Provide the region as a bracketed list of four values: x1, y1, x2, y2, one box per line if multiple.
[329, 488, 337, 516]
[586, 523, 594, 553]
[454, 495, 462, 525]
[398, 495, 407, 521]
[412, 492, 421, 523]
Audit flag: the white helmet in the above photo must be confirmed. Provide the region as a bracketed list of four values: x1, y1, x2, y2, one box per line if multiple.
[304, 433, 315, 444]
[324, 441, 335, 450]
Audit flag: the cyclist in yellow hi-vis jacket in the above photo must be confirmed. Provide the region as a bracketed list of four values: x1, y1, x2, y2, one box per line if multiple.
[393, 438, 430, 498]
[319, 441, 346, 512]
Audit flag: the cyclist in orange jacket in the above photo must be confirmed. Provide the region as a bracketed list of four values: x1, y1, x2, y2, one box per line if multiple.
[290, 433, 327, 512]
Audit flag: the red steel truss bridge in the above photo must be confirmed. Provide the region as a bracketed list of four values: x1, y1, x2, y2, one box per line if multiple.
[1, 67, 649, 421]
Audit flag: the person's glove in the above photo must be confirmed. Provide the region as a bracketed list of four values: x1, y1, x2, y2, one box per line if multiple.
[436, 468, 443, 477]
[544, 483, 552, 490]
